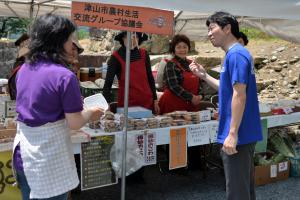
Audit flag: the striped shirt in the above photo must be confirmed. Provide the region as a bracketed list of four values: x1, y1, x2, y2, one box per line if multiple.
[163, 56, 204, 102]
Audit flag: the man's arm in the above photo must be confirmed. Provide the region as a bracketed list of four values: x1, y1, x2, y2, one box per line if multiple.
[229, 83, 247, 135]
[203, 73, 220, 91]
[222, 83, 247, 155]
[189, 61, 219, 90]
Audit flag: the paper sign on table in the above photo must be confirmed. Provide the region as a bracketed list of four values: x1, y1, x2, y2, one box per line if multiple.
[81, 136, 117, 190]
[135, 131, 157, 165]
[145, 131, 157, 165]
[187, 124, 210, 146]
[210, 123, 218, 143]
[169, 128, 187, 170]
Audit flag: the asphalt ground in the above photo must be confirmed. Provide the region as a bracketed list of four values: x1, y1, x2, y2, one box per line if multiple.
[71, 161, 300, 200]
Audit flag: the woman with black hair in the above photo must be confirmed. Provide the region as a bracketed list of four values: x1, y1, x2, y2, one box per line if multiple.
[159, 34, 203, 114]
[12, 14, 104, 200]
[8, 33, 84, 101]
[103, 31, 159, 114]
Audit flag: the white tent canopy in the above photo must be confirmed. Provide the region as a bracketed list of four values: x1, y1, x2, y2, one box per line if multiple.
[0, 0, 70, 19]
[1, 0, 300, 43]
[175, 12, 300, 43]
[79, 0, 300, 20]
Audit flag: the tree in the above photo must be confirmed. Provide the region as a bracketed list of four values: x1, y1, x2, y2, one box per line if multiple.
[0, 17, 31, 38]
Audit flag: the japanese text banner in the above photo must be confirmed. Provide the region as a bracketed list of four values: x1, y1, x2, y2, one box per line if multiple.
[72, 1, 174, 35]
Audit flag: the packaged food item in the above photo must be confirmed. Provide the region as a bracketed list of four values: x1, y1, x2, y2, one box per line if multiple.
[100, 120, 118, 132]
[101, 110, 115, 120]
[89, 121, 101, 129]
[157, 116, 173, 127]
[133, 119, 147, 130]
[166, 111, 188, 119]
[171, 119, 187, 126]
[146, 118, 159, 129]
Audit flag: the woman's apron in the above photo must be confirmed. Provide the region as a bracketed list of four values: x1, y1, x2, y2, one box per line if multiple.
[159, 58, 200, 114]
[113, 48, 153, 110]
[13, 119, 79, 199]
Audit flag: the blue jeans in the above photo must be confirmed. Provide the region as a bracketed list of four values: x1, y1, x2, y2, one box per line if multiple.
[16, 169, 69, 200]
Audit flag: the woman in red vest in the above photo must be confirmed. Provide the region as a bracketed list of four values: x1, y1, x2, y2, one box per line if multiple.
[159, 34, 203, 114]
[103, 32, 159, 114]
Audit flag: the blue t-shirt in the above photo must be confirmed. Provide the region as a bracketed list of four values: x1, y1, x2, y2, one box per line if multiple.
[218, 43, 262, 145]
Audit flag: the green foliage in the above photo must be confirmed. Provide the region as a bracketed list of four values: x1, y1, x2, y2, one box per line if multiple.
[78, 29, 89, 40]
[0, 17, 31, 38]
[240, 27, 278, 40]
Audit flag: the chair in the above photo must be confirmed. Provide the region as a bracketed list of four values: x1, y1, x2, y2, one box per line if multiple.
[210, 95, 219, 108]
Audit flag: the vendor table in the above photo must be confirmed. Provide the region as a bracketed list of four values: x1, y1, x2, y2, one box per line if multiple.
[1, 112, 300, 153]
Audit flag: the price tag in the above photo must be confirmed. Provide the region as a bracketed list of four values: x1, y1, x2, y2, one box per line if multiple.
[270, 164, 277, 178]
[199, 110, 211, 122]
[278, 161, 288, 172]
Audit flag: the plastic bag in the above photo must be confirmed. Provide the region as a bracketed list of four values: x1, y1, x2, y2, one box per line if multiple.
[110, 133, 144, 178]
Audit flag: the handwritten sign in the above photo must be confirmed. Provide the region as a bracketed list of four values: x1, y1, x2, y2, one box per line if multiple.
[187, 124, 210, 146]
[72, 1, 174, 35]
[145, 131, 156, 165]
[81, 136, 117, 190]
[136, 133, 145, 158]
[0, 151, 21, 200]
[135, 131, 157, 166]
[169, 128, 187, 170]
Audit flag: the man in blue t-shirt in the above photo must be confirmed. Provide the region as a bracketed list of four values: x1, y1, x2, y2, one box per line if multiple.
[190, 11, 262, 200]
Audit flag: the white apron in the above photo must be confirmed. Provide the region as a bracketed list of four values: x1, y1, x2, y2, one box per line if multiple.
[13, 119, 79, 199]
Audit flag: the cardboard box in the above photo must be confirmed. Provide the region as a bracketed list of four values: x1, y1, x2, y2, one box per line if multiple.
[0, 129, 16, 143]
[255, 160, 290, 186]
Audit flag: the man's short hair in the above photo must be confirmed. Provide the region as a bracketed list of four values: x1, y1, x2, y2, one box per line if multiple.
[206, 11, 240, 39]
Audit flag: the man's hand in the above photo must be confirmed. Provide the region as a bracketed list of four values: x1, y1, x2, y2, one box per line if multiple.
[222, 133, 238, 155]
[189, 61, 207, 79]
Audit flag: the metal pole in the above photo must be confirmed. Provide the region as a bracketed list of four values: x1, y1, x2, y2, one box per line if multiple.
[29, 0, 34, 20]
[121, 31, 131, 200]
